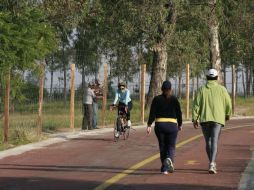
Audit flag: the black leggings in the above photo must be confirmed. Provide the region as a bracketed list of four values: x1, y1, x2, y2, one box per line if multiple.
[154, 122, 178, 171]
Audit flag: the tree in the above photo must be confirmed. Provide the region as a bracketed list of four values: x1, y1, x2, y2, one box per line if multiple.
[74, 14, 102, 91]
[98, 0, 179, 106]
[208, 0, 223, 82]
[219, 0, 254, 95]
[42, 0, 89, 105]
[134, 1, 178, 106]
[0, 0, 57, 142]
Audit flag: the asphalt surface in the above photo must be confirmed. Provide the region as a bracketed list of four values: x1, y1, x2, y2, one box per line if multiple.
[0, 118, 253, 190]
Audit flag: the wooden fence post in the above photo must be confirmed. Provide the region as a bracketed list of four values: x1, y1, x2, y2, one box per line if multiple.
[186, 64, 190, 120]
[4, 69, 10, 143]
[102, 64, 108, 127]
[70, 64, 75, 130]
[232, 64, 236, 115]
[140, 64, 146, 124]
[37, 63, 45, 135]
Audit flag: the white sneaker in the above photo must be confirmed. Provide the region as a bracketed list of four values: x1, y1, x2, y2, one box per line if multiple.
[127, 120, 131, 127]
[209, 162, 217, 174]
[115, 131, 120, 138]
[163, 158, 174, 173]
[162, 171, 168, 175]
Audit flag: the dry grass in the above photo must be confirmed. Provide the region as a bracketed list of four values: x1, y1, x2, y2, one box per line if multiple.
[0, 97, 253, 150]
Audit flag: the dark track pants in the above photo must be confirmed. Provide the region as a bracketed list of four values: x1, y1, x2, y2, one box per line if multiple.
[82, 104, 93, 130]
[154, 122, 178, 172]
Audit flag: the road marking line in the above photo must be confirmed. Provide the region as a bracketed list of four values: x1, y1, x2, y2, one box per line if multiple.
[185, 160, 199, 165]
[94, 124, 254, 190]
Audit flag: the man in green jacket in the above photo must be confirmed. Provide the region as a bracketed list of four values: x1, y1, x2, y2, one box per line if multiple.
[192, 68, 232, 174]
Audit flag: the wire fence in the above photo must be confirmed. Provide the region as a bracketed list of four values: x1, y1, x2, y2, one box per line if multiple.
[0, 64, 254, 144]
[0, 81, 253, 132]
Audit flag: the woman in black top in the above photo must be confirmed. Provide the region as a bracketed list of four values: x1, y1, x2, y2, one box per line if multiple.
[147, 80, 182, 175]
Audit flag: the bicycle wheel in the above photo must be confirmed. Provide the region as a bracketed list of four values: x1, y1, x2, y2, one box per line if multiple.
[123, 126, 130, 140]
[114, 117, 121, 142]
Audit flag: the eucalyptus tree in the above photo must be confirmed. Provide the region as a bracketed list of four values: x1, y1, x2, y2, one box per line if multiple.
[135, 0, 178, 106]
[207, 0, 224, 82]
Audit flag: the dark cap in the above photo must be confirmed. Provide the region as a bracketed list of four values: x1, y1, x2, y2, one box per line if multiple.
[118, 81, 126, 88]
[161, 80, 172, 91]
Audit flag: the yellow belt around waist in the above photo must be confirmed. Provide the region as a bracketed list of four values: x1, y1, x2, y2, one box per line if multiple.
[155, 118, 177, 123]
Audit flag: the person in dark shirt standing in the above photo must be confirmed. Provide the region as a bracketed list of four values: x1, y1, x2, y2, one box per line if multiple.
[147, 80, 182, 175]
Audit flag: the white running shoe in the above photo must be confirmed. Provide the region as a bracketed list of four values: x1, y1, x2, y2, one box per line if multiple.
[162, 171, 168, 175]
[114, 131, 120, 138]
[209, 162, 217, 174]
[163, 158, 174, 173]
[127, 120, 131, 127]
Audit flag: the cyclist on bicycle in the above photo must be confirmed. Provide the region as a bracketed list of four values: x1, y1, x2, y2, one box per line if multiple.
[112, 82, 132, 137]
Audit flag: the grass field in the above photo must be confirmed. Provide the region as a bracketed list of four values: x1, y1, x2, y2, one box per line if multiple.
[0, 97, 253, 150]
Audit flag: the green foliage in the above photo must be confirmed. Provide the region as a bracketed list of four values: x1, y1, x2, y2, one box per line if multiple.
[21, 82, 49, 103]
[166, 1, 210, 78]
[0, 2, 57, 72]
[217, 0, 254, 69]
[74, 13, 102, 76]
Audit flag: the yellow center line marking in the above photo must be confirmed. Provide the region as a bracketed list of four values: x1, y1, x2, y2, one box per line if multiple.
[94, 124, 254, 190]
[185, 160, 199, 165]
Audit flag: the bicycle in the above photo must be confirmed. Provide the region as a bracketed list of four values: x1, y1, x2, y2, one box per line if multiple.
[110, 104, 130, 142]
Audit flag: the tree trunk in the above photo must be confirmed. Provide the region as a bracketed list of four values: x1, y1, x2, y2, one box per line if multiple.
[178, 73, 182, 99]
[61, 38, 67, 107]
[196, 76, 199, 90]
[242, 69, 246, 98]
[245, 64, 250, 97]
[82, 66, 86, 97]
[102, 64, 108, 127]
[69, 64, 75, 129]
[231, 65, 236, 115]
[0, 81, 2, 115]
[146, 44, 167, 107]
[224, 64, 227, 89]
[185, 64, 190, 119]
[236, 67, 239, 95]
[192, 78, 195, 100]
[63, 62, 67, 106]
[146, 0, 176, 107]
[208, 0, 223, 83]
[37, 63, 45, 135]
[140, 64, 146, 124]
[249, 64, 253, 95]
[50, 70, 54, 100]
[50, 56, 54, 101]
[252, 68, 254, 96]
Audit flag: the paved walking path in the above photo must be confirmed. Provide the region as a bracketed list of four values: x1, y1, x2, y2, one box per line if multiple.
[238, 146, 254, 190]
[0, 117, 253, 190]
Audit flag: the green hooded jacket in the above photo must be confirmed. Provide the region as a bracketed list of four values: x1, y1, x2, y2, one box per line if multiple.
[192, 80, 232, 126]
